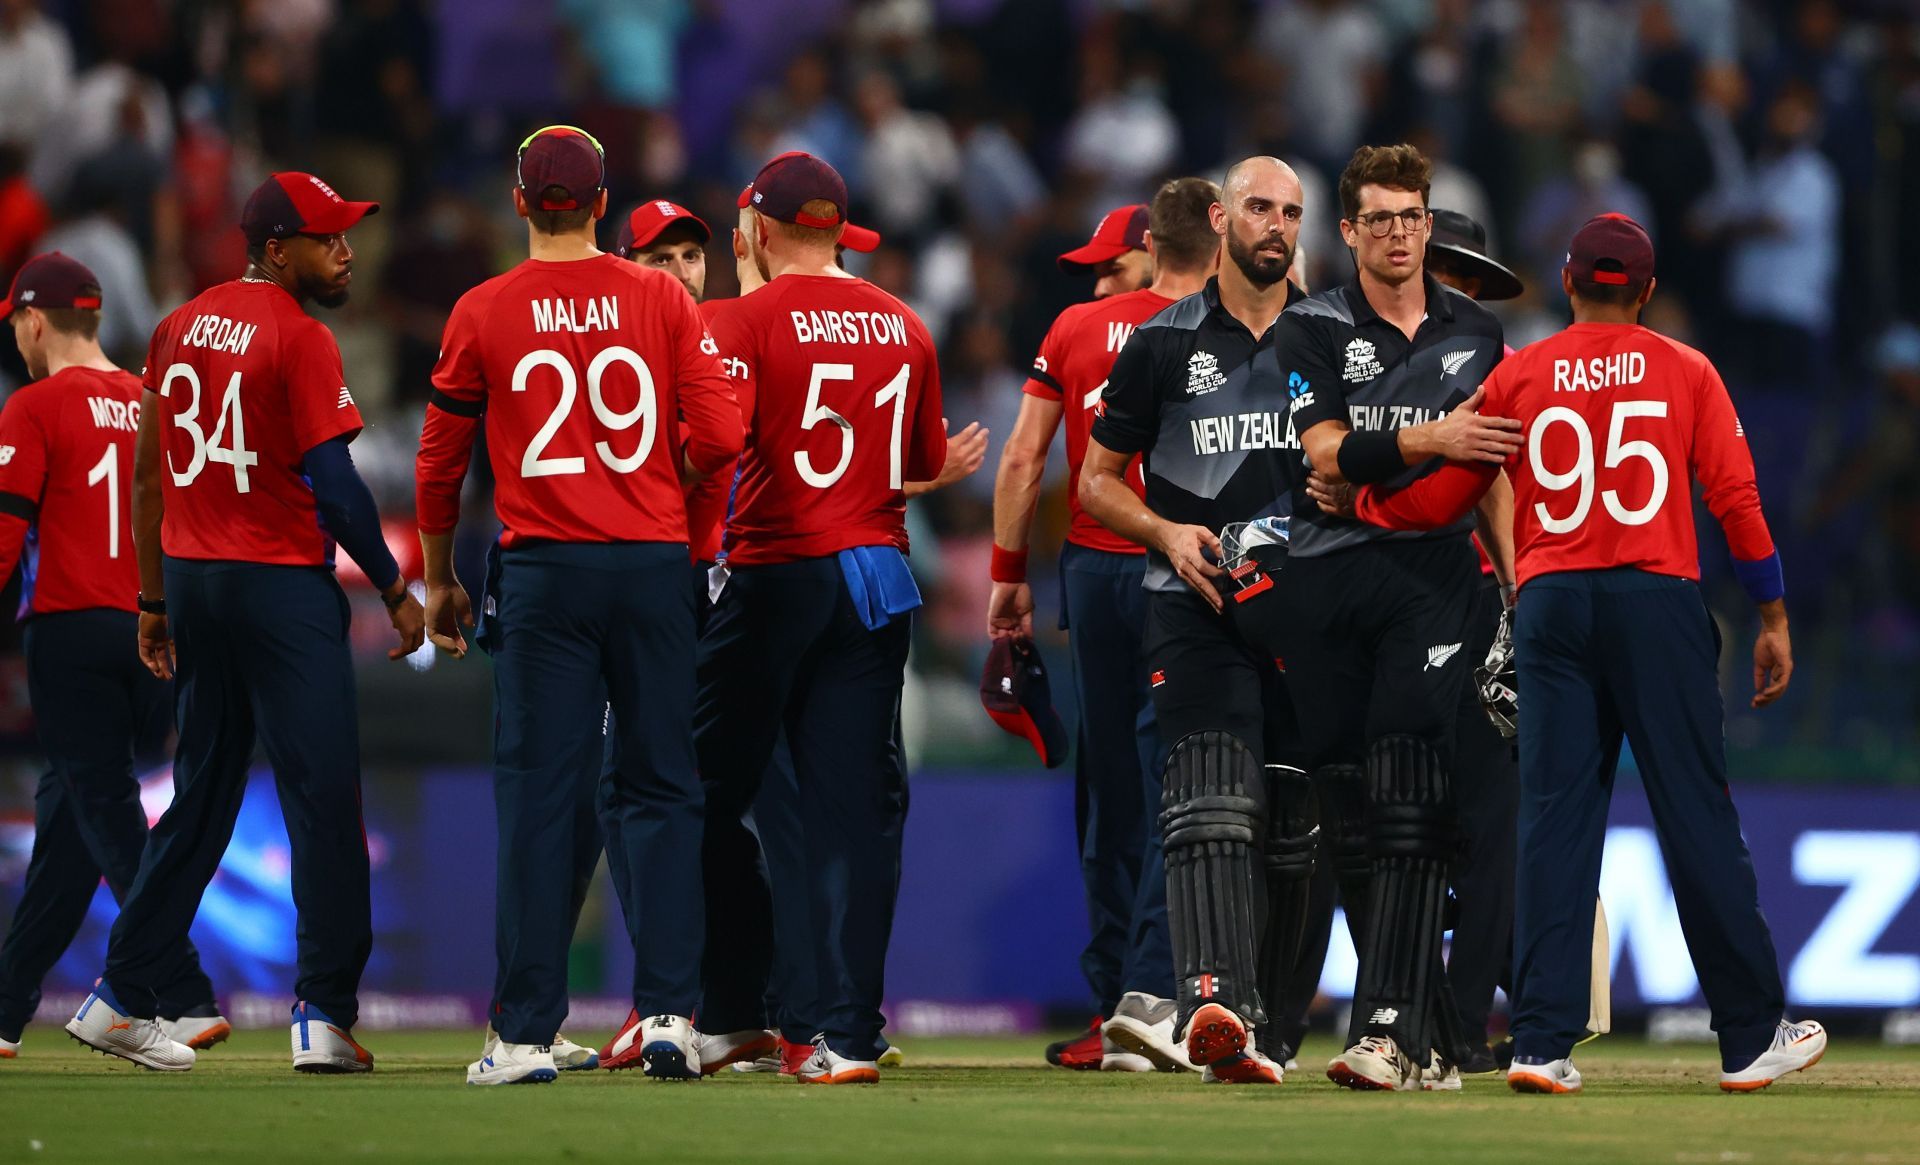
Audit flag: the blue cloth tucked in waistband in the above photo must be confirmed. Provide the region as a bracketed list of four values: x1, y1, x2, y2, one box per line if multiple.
[838, 545, 922, 631]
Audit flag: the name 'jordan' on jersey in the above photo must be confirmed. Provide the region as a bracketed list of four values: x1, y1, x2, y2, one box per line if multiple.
[416, 254, 739, 547]
[707, 273, 946, 566]
[0, 365, 143, 614]
[144, 280, 367, 565]
[1022, 288, 1173, 555]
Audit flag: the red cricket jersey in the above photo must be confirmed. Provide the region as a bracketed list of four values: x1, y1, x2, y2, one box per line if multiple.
[1355, 323, 1775, 589]
[1022, 289, 1169, 555]
[707, 273, 945, 566]
[682, 293, 747, 564]
[145, 280, 365, 565]
[0, 365, 141, 614]
[417, 255, 740, 547]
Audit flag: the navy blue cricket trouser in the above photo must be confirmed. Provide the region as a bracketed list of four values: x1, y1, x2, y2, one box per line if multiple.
[1512, 569, 1785, 1068]
[1060, 542, 1167, 1008]
[104, 561, 370, 1025]
[0, 611, 219, 1037]
[491, 541, 702, 1044]
[695, 556, 910, 1061]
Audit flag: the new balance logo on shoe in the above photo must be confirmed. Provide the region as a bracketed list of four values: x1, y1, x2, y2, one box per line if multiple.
[1369, 1008, 1399, 1025]
[1425, 643, 1462, 671]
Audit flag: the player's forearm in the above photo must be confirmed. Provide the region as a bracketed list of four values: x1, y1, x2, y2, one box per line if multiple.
[304, 437, 401, 592]
[416, 406, 477, 537]
[1081, 466, 1171, 554]
[1354, 460, 1495, 531]
[133, 402, 166, 599]
[1473, 470, 1518, 589]
[990, 442, 1049, 553]
[680, 378, 745, 478]
[419, 531, 459, 589]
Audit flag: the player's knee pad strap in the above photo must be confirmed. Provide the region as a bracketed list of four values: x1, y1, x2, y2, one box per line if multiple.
[1161, 731, 1265, 1029]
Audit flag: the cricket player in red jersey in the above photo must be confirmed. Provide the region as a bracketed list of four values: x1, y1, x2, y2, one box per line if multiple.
[1323, 213, 1824, 1094]
[415, 126, 740, 1086]
[66, 173, 426, 1073]
[0, 254, 227, 1059]
[693, 151, 944, 1085]
[989, 182, 1218, 1074]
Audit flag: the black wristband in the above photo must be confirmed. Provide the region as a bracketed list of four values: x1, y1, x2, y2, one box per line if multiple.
[381, 586, 409, 612]
[1335, 429, 1409, 485]
[137, 594, 166, 616]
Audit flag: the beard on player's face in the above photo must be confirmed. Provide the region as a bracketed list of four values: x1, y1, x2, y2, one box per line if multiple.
[1226, 220, 1291, 287]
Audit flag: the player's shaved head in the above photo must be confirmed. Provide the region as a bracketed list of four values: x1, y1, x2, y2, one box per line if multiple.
[1214, 156, 1304, 288]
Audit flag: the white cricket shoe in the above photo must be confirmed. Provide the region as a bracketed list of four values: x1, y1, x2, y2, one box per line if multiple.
[1720, 1019, 1826, 1093]
[1421, 1052, 1462, 1091]
[1102, 992, 1195, 1072]
[483, 1024, 598, 1071]
[1100, 1030, 1153, 1072]
[65, 986, 194, 1071]
[291, 1001, 374, 1073]
[797, 1037, 880, 1085]
[636, 1014, 701, 1081]
[468, 1041, 558, 1085]
[878, 1043, 905, 1068]
[159, 1014, 232, 1050]
[1327, 1033, 1418, 1091]
[693, 1027, 776, 1076]
[1508, 1055, 1583, 1094]
[0, 1034, 18, 1059]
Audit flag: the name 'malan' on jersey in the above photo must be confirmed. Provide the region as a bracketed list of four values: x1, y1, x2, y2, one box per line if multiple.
[1022, 288, 1174, 555]
[144, 280, 368, 565]
[416, 254, 740, 547]
[706, 273, 945, 566]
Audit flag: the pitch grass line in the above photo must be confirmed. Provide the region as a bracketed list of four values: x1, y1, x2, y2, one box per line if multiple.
[3, 1033, 1917, 1164]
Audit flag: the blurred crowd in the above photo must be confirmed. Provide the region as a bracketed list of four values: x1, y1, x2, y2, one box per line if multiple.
[1, 0, 1917, 777]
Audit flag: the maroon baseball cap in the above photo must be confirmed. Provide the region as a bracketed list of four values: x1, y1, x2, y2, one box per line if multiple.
[240, 172, 379, 246]
[1058, 204, 1149, 271]
[1565, 212, 1654, 287]
[518, 125, 606, 211]
[1, 252, 102, 320]
[981, 638, 1069, 769]
[616, 199, 712, 256]
[737, 151, 847, 230]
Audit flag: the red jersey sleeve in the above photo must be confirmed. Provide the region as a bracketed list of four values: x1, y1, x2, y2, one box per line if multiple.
[1691, 356, 1774, 564]
[1022, 314, 1069, 401]
[669, 288, 743, 478]
[905, 317, 946, 483]
[1353, 366, 1507, 530]
[0, 389, 51, 507]
[706, 299, 758, 439]
[416, 291, 487, 535]
[283, 316, 365, 453]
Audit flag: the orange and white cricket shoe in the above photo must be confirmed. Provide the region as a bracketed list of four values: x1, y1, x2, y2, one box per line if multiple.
[0, 1034, 18, 1059]
[1329, 1033, 1419, 1091]
[1201, 1048, 1284, 1085]
[1720, 1019, 1826, 1093]
[160, 1013, 232, 1050]
[796, 1037, 880, 1085]
[291, 1001, 373, 1073]
[65, 984, 194, 1071]
[694, 1027, 777, 1075]
[1507, 1055, 1582, 1094]
[1184, 1002, 1250, 1069]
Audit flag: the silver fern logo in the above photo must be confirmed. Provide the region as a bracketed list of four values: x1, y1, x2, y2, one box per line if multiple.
[1440, 350, 1474, 377]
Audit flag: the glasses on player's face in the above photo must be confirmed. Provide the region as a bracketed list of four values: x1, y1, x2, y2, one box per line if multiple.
[1351, 207, 1431, 238]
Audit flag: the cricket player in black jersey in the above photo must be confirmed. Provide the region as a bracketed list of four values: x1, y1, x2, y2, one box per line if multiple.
[1081, 157, 1313, 1086]
[1273, 144, 1522, 1091]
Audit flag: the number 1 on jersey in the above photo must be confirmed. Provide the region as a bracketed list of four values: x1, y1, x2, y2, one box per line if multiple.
[88, 445, 119, 559]
[796, 362, 911, 490]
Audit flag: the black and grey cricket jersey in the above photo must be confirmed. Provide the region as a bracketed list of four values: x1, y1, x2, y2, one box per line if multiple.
[1090, 277, 1306, 593]
[1275, 272, 1505, 558]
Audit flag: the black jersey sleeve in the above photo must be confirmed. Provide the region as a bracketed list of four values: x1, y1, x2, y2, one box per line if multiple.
[1275, 310, 1347, 434]
[1089, 326, 1160, 456]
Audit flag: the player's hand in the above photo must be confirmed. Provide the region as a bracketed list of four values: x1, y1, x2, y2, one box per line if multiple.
[1158, 523, 1227, 613]
[934, 421, 989, 489]
[1426, 387, 1523, 464]
[424, 581, 474, 659]
[987, 580, 1034, 641]
[1306, 469, 1356, 517]
[138, 612, 175, 680]
[1751, 608, 1792, 708]
[385, 583, 427, 662]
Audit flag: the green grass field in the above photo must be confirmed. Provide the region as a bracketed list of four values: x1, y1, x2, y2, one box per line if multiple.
[3, 1031, 1917, 1164]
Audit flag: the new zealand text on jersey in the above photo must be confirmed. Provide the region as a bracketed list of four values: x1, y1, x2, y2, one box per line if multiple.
[1190, 409, 1299, 456]
[1349, 403, 1436, 431]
